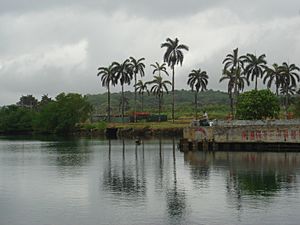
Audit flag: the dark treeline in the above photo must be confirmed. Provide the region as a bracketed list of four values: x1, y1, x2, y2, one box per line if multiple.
[0, 93, 92, 134]
[86, 89, 229, 115]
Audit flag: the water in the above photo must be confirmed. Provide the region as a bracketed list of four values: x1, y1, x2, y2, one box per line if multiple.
[0, 136, 300, 225]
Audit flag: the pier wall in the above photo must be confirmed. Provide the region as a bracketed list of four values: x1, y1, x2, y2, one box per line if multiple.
[181, 120, 300, 151]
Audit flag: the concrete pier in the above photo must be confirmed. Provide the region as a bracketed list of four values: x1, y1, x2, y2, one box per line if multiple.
[179, 120, 300, 152]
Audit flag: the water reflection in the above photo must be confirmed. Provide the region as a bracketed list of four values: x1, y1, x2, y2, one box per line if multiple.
[185, 151, 300, 207]
[46, 139, 92, 168]
[102, 139, 146, 202]
[166, 138, 186, 224]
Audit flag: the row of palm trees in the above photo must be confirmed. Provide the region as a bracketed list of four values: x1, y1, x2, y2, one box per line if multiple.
[98, 38, 197, 123]
[220, 48, 300, 118]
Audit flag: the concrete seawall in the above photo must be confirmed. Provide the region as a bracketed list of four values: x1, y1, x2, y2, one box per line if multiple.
[180, 120, 300, 152]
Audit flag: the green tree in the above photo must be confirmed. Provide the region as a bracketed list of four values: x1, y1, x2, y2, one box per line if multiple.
[17, 95, 38, 109]
[236, 89, 280, 120]
[35, 93, 92, 133]
[242, 53, 267, 90]
[0, 105, 36, 133]
[263, 63, 283, 96]
[97, 63, 117, 122]
[112, 59, 133, 122]
[129, 57, 145, 122]
[187, 69, 209, 119]
[134, 80, 149, 112]
[147, 76, 171, 121]
[151, 62, 169, 77]
[278, 62, 300, 118]
[161, 38, 189, 123]
[222, 48, 245, 118]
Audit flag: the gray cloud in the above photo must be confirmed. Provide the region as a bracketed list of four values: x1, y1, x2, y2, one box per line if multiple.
[0, 0, 300, 105]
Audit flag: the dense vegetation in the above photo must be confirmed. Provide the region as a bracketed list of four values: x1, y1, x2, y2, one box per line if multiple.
[0, 93, 92, 134]
[86, 89, 229, 117]
[236, 90, 280, 120]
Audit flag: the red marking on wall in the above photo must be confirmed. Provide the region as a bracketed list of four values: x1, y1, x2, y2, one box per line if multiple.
[195, 127, 207, 137]
[250, 131, 255, 140]
[242, 131, 247, 140]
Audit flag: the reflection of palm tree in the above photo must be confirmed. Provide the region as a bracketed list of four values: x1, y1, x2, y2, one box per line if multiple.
[161, 38, 189, 123]
[147, 76, 171, 121]
[102, 139, 146, 201]
[187, 68, 209, 119]
[166, 137, 186, 221]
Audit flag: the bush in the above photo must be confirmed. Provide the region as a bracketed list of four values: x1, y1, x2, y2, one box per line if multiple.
[236, 90, 280, 120]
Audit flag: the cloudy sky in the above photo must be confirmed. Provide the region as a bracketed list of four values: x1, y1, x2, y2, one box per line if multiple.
[0, 0, 299, 105]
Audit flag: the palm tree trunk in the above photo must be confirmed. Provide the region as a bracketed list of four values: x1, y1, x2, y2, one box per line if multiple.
[134, 73, 137, 123]
[255, 76, 258, 91]
[141, 93, 144, 112]
[172, 67, 175, 123]
[233, 76, 238, 120]
[285, 90, 288, 119]
[108, 84, 111, 123]
[122, 84, 124, 123]
[159, 94, 161, 122]
[195, 91, 198, 119]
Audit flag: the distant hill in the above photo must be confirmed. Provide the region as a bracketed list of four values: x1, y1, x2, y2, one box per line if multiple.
[86, 89, 230, 115]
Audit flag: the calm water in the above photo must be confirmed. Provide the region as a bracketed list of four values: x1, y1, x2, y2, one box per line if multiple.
[1, 136, 300, 225]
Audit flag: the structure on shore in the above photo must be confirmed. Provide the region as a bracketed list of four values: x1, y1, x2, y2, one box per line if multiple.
[179, 120, 300, 152]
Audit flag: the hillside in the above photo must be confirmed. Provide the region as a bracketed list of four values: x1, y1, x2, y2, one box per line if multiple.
[86, 89, 230, 117]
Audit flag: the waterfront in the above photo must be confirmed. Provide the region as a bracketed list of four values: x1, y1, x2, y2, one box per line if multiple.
[1, 137, 300, 225]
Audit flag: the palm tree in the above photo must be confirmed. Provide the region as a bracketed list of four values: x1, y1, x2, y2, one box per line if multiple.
[263, 63, 283, 96]
[97, 63, 116, 122]
[278, 62, 300, 118]
[135, 80, 149, 112]
[129, 57, 145, 122]
[147, 76, 172, 121]
[151, 62, 169, 77]
[242, 53, 267, 90]
[112, 59, 133, 123]
[220, 68, 249, 116]
[161, 38, 189, 123]
[187, 69, 209, 119]
[222, 48, 245, 118]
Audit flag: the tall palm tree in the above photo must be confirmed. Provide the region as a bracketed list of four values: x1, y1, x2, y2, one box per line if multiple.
[147, 76, 171, 121]
[242, 53, 267, 90]
[161, 38, 189, 123]
[151, 62, 169, 77]
[129, 57, 145, 122]
[220, 68, 249, 116]
[187, 69, 209, 119]
[112, 59, 133, 123]
[134, 80, 149, 112]
[222, 48, 245, 118]
[263, 63, 283, 96]
[97, 63, 116, 122]
[278, 62, 300, 118]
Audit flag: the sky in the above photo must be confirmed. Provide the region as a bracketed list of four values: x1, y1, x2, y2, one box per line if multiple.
[0, 0, 300, 105]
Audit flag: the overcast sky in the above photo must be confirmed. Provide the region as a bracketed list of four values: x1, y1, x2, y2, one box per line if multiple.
[0, 0, 300, 105]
